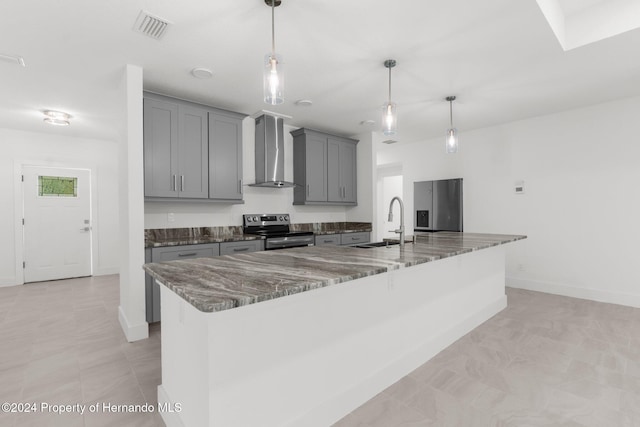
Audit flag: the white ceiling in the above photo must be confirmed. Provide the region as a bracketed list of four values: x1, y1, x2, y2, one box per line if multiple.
[1, 0, 640, 144]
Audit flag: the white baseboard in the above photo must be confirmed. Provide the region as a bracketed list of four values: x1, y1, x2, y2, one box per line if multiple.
[118, 305, 149, 342]
[0, 280, 20, 288]
[157, 385, 185, 427]
[507, 276, 640, 308]
[93, 267, 119, 276]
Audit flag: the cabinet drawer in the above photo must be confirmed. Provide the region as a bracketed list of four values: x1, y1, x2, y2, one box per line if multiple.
[151, 243, 220, 262]
[219, 240, 264, 256]
[315, 234, 340, 246]
[340, 232, 370, 246]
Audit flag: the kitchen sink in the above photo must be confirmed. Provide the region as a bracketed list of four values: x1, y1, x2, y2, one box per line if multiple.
[353, 241, 400, 249]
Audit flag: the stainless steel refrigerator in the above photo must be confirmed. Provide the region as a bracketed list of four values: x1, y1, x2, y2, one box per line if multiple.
[414, 178, 463, 232]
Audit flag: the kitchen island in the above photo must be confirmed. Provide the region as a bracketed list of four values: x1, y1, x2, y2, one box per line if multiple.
[143, 232, 525, 427]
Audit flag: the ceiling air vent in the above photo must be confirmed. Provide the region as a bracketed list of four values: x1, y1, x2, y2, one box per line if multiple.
[133, 10, 171, 40]
[382, 139, 398, 144]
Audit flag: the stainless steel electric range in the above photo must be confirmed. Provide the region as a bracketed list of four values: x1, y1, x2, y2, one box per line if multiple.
[243, 214, 314, 250]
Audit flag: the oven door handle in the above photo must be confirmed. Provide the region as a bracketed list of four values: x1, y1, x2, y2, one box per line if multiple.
[268, 237, 312, 245]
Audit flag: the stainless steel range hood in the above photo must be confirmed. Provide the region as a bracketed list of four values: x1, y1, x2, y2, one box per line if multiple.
[249, 113, 296, 188]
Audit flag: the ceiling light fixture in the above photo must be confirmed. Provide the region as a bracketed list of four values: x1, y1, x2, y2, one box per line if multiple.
[445, 96, 458, 154]
[191, 67, 213, 79]
[263, 0, 284, 105]
[43, 110, 72, 126]
[295, 99, 313, 107]
[382, 59, 397, 136]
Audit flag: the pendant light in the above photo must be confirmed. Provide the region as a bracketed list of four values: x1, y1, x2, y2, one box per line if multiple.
[445, 96, 458, 153]
[263, 0, 284, 105]
[382, 59, 397, 136]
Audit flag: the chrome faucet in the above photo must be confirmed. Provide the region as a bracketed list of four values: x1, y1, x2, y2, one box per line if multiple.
[387, 196, 405, 249]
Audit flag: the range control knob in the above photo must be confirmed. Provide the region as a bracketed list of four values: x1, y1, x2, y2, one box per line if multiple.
[253, 216, 259, 222]
[279, 216, 284, 221]
[246, 217, 252, 223]
[284, 215, 289, 221]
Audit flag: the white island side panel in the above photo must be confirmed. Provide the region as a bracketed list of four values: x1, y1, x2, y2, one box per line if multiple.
[159, 244, 506, 427]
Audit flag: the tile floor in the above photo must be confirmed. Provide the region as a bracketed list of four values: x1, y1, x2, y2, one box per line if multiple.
[0, 275, 163, 427]
[335, 287, 640, 426]
[1, 276, 639, 426]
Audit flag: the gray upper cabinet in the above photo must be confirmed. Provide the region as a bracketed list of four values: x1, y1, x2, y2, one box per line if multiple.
[209, 112, 243, 201]
[291, 128, 357, 205]
[143, 92, 245, 203]
[143, 98, 179, 198]
[178, 105, 209, 199]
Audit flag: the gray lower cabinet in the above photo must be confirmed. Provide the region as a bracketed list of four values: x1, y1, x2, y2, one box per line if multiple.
[315, 232, 370, 246]
[146, 243, 221, 323]
[315, 234, 340, 246]
[340, 232, 370, 246]
[291, 128, 358, 205]
[219, 240, 263, 256]
[144, 92, 245, 203]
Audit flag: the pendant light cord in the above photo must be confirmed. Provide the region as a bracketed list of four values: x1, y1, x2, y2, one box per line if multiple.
[449, 99, 453, 128]
[388, 65, 392, 102]
[271, 0, 275, 54]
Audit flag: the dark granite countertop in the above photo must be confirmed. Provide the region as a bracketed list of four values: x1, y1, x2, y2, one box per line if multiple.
[145, 222, 372, 248]
[143, 232, 526, 313]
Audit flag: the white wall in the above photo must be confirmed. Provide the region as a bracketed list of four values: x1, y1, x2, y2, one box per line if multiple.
[144, 120, 349, 229]
[0, 128, 119, 286]
[378, 96, 640, 307]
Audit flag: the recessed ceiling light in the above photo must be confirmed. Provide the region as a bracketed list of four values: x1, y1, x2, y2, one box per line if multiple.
[191, 67, 213, 79]
[43, 110, 72, 126]
[360, 120, 376, 126]
[295, 99, 313, 107]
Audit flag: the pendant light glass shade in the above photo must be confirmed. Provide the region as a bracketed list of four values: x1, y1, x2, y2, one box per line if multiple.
[382, 101, 397, 136]
[445, 128, 458, 153]
[382, 59, 397, 136]
[263, 0, 284, 105]
[263, 53, 284, 105]
[445, 96, 458, 153]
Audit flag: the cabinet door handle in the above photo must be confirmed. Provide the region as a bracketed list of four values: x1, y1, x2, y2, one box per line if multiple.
[181, 175, 185, 191]
[233, 247, 249, 252]
[173, 175, 177, 192]
[323, 239, 333, 243]
[178, 252, 197, 257]
[239, 179, 243, 194]
[307, 184, 310, 196]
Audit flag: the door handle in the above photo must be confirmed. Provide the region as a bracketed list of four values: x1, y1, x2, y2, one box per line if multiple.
[173, 175, 178, 192]
[239, 179, 243, 194]
[233, 247, 249, 252]
[178, 252, 197, 257]
[180, 175, 185, 191]
[79, 227, 92, 232]
[307, 184, 310, 196]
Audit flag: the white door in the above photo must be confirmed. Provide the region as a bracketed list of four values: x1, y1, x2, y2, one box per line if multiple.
[23, 166, 92, 283]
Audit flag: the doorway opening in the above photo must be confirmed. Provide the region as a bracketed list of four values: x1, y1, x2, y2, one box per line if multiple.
[376, 164, 403, 242]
